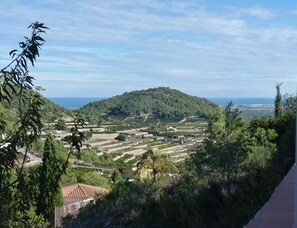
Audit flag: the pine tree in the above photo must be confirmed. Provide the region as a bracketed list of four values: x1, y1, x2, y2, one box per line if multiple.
[195, 103, 246, 195]
[275, 83, 283, 118]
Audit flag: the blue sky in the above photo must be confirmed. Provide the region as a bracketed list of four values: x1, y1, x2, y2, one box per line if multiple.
[0, 0, 297, 98]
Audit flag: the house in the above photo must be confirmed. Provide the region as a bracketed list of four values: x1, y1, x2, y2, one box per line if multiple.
[132, 167, 152, 180]
[55, 183, 108, 227]
[120, 167, 152, 181]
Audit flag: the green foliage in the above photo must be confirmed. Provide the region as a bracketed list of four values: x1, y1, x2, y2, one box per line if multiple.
[63, 181, 164, 227]
[55, 118, 68, 131]
[0, 22, 50, 227]
[80, 149, 100, 164]
[189, 102, 285, 226]
[137, 149, 178, 182]
[111, 168, 123, 183]
[275, 83, 283, 118]
[77, 149, 117, 168]
[3, 89, 73, 124]
[63, 92, 296, 227]
[78, 171, 110, 189]
[78, 87, 217, 119]
[63, 117, 85, 159]
[41, 97, 73, 122]
[0, 23, 83, 227]
[31, 138, 44, 153]
[61, 167, 78, 185]
[115, 133, 127, 141]
[194, 103, 249, 193]
[246, 128, 277, 168]
[36, 134, 64, 221]
[84, 130, 92, 140]
[283, 93, 297, 114]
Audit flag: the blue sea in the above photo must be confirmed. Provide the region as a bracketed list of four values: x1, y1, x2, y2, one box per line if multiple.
[47, 97, 274, 109]
[47, 97, 105, 109]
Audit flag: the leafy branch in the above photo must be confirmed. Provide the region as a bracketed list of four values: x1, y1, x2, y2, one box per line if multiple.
[0, 22, 50, 226]
[0, 22, 48, 103]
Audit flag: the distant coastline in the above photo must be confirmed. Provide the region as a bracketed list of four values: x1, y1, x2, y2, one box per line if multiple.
[208, 97, 274, 106]
[47, 97, 274, 109]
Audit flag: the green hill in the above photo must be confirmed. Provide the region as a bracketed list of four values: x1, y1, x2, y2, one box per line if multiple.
[40, 96, 73, 121]
[4, 91, 73, 123]
[78, 87, 217, 119]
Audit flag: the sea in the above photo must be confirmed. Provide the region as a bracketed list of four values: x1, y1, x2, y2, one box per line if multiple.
[47, 97, 274, 109]
[48, 97, 105, 109]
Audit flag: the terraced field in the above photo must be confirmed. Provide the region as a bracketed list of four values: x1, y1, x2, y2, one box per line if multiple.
[51, 118, 206, 166]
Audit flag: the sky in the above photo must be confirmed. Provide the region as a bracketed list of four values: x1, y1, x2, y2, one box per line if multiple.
[0, 0, 297, 98]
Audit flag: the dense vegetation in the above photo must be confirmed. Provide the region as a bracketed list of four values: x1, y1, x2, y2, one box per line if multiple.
[64, 94, 296, 227]
[78, 87, 217, 120]
[4, 89, 73, 123]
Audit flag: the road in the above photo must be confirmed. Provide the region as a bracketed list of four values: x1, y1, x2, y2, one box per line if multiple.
[18, 148, 42, 167]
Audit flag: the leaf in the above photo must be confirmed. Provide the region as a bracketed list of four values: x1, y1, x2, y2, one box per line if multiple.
[40, 25, 49, 29]
[9, 49, 17, 57]
[28, 45, 39, 56]
[35, 36, 45, 42]
[24, 52, 34, 66]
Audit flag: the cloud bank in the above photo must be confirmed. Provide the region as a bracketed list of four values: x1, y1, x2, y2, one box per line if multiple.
[0, 0, 296, 97]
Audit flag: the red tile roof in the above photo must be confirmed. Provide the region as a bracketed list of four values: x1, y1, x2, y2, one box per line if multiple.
[246, 165, 295, 228]
[62, 183, 108, 198]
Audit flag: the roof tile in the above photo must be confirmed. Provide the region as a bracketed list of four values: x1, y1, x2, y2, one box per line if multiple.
[62, 183, 108, 198]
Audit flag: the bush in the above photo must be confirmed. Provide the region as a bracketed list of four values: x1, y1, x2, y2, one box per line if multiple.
[115, 133, 127, 141]
[79, 171, 110, 189]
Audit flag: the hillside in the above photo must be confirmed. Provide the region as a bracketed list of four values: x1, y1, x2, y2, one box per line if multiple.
[40, 96, 73, 121]
[78, 87, 217, 119]
[4, 91, 73, 122]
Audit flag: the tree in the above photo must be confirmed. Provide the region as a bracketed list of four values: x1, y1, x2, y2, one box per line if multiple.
[136, 149, 178, 182]
[111, 168, 123, 183]
[36, 133, 64, 223]
[55, 118, 68, 131]
[275, 83, 283, 118]
[84, 130, 92, 140]
[115, 133, 127, 141]
[0, 22, 84, 226]
[79, 171, 110, 189]
[283, 93, 297, 114]
[0, 22, 50, 227]
[194, 103, 246, 194]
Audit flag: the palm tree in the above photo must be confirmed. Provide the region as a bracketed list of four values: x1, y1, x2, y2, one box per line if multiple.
[136, 149, 178, 182]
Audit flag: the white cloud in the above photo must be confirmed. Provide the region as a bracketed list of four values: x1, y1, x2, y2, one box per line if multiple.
[243, 7, 277, 19]
[227, 6, 277, 20]
[0, 0, 296, 97]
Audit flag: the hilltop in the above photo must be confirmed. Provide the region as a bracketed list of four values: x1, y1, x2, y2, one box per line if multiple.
[78, 87, 217, 119]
